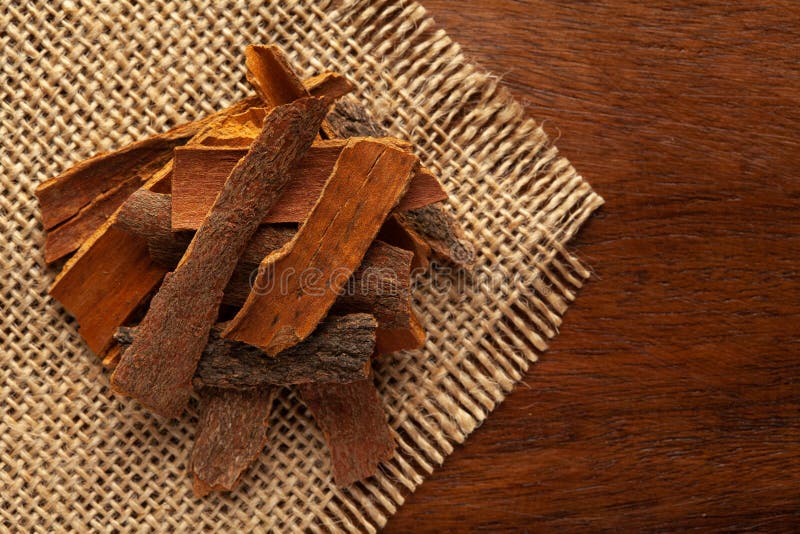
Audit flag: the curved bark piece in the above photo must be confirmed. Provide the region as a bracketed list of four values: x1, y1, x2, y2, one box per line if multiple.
[111, 97, 331, 419]
[115, 314, 376, 388]
[298, 377, 396, 486]
[222, 139, 418, 355]
[191, 387, 276, 497]
[170, 142, 446, 229]
[327, 100, 475, 268]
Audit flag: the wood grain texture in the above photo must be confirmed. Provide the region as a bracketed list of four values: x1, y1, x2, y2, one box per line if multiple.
[387, 1, 800, 531]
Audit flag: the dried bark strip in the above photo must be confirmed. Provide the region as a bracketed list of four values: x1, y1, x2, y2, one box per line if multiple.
[303, 71, 355, 100]
[298, 378, 396, 486]
[327, 100, 476, 268]
[222, 139, 419, 355]
[373, 310, 427, 354]
[245, 44, 309, 106]
[117, 190, 415, 338]
[170, 142, 446, 229]
[115, 314, 376, 389]
[191, 387, 276, 497]
[111, 97, 330, 418]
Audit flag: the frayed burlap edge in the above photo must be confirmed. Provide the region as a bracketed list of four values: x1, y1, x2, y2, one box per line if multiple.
[0, 1, 602, 532]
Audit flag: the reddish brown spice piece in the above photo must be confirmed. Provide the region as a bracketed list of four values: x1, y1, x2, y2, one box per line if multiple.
[222, 138, 419, 355]
[116, 314, 376, 389]
[111, 97, 331, 419]
[191, 387, 276, 497]
[298, 378, 396, 486]
[170, 142, 447, 229]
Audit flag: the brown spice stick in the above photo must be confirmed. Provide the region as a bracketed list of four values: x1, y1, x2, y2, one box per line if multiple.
[170, 142, 446, 229]
[303, 71, 355, 100]
[298, 378, 396, 486]
[114, 314, 376, 388]
[327, 101, 475, 268]
[117, 190, 416, 344]
[393, 204, 476, 268]
[111, 97, 330, 418]
[373, 310, 426, 354]
[245, 44, 309, 106]
[222, 139, 419, 355]
[191, 387, 276, 497]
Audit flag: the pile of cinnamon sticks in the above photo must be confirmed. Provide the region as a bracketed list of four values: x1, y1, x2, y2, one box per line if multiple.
[37, 45, 473, 496]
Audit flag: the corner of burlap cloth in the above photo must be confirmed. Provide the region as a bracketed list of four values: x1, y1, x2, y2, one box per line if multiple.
[0, 0, 603, 531]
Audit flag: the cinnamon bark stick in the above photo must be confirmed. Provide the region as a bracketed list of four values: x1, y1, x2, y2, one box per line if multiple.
[116, 190, 416, 349]
[298, 378, 396, 486]
[170, 142, 446, 229]
[111, 97, 331, 419]
[222, 139, 419, 355]
[191, 387, 276, 497]
[327, 101, 475, 268]
[245, 44, 309, 106]
[114, 314, 376, 388]
[303, 71, 355, 100]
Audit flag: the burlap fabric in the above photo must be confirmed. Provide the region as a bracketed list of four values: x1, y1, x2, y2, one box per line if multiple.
[1, 0, 603, 531]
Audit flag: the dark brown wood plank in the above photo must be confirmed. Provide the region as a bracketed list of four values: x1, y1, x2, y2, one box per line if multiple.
[387, 1, 800, 531]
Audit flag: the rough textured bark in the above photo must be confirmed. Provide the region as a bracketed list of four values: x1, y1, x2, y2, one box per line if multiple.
[372, 310, 427, 354]
[191, 387, 276, 497]
[170, 142, 447, 229]
[114, 314, 376, 388]
[327, 101, 475, 268]
[222, 139, 419, 355]
[303, 71, 355, 100]
[111, 97, 331, 419]
[298, 378, 396, 486]
[393, 204, 476, 268]
[245, 44, 309, 106]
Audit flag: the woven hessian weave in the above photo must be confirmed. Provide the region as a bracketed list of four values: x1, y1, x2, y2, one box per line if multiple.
[0, 0, 603, 531]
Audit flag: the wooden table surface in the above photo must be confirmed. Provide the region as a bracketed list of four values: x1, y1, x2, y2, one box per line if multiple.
[386, 1, 800, 531]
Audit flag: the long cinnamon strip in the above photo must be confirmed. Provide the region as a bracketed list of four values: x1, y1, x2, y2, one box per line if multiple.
[170, 142, 446, 229]
[327, 101, 475, 268]
[111, 97, 330, 418]
[222, 139, 419, 355]
[114, 314, 376, 388]
[191, 387, 276, 497]
[298, 378, 396, 486]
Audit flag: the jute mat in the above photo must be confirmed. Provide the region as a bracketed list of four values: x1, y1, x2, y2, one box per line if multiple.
[0, 0, 603, 531]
